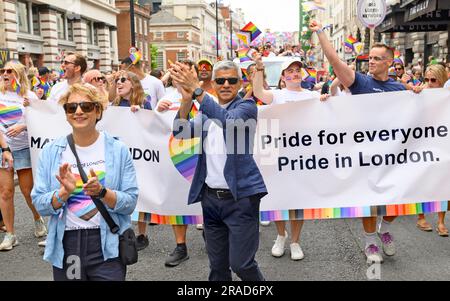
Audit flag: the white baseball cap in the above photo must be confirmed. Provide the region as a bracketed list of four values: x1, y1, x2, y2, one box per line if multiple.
[281, 58, 303, 76]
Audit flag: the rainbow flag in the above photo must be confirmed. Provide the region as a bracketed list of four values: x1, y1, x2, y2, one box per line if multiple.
[11, 77, 21, 94]
[237, 31, 251, 46]
[302, 68, 317, 83]
[345, 35, 358, 50]
[31, 76, 39, 88]
[241, 68, 250, 83]
[412, 79, 421, 86]
[129, 51, 142, 65]
[237, 48, 251, 63]
[302, 1, 326, 12]
[241, 22, 262, 41]
[394, 50, 404, 65]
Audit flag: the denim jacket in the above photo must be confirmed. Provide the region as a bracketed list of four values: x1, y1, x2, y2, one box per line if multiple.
[31, 131, 138, 269]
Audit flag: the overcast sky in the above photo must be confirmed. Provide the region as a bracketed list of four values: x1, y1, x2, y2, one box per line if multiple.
[225, 0, 300, 32]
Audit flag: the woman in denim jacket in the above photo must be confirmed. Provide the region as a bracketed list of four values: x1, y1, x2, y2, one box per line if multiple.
[32, 83, 138, 281]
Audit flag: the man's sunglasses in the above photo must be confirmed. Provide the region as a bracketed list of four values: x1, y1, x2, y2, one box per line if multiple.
[214, 77, 239, 85]
[63, 102, 98, 114]
[395, 68, 404, 71]
[0, 69, 13, 75]
[93, 76, 106, 83]
[199, 64, 212, 71]
[115, 77, 129, 84]
[61, 60, 76, 66]
[424, 78, 437, 83]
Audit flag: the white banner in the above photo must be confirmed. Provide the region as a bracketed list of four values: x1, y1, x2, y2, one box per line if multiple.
[27, 89, 450, 222]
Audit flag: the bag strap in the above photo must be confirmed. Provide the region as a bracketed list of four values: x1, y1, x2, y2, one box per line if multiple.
[67, 134, 120, 234]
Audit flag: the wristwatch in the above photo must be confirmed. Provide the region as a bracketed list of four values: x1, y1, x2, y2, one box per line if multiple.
[192, 88, 204, 100]
[1, 146, 11, 153]
[97, 186, 108, 199]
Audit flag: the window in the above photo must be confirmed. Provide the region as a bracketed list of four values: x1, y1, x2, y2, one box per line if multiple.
[94, 26, 99, 45]
[86, 21, 93, 45]
[144, 20, 148, 36]
[17, 1, 30, 33]
[155, 32, 162, 39]
[56, 12, 66, 40]
[176, 51, 186, 62]
[110, 29, 114, 48]
[157, 52, 164, 69]
[32, 5, 40, 36]
[68, 19, 74, 41]
[177, 32, 185, 39]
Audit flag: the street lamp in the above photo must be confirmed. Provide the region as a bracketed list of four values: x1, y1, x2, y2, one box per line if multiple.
[230, 9, 233, 59]
[130, 0, 136, 47]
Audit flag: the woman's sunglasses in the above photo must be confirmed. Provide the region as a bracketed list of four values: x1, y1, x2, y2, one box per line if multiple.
[93, 76, 106, 83]
[63, 102, 98, 114]
[0, 69, 13, 75]
[214, 77, 239, 85]
[424, 77, 437, 84]
[115, 77, 129, 84]
[424, 78, 437, 83]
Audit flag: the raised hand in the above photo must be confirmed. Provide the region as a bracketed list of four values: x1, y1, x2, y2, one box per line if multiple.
[309, 20, 322, 32]
[83, 169, 103, 197]
[56, 163, 77, 195]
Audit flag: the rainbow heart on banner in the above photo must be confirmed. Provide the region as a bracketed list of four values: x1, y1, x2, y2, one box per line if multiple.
[169, 102, 201, 182]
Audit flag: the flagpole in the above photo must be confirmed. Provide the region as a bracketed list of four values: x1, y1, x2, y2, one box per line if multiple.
[299, 0, 303, 46]
[216, 0, 219, 60]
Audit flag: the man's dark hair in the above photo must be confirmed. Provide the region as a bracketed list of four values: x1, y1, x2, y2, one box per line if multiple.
[65, 52, 87, 74]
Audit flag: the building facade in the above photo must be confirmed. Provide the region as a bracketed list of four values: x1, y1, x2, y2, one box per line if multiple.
[116, 0, 152, 71]
[149, 9, 201, 70]
[313, 0, 374, 69]
[377, 0, 449, 67]
[1, 0, 119, 72]
[159, 0, 231, 63]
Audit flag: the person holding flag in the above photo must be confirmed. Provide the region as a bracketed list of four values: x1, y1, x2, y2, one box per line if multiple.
[0, 61, 47, 251]
[310, 19, 424, 264]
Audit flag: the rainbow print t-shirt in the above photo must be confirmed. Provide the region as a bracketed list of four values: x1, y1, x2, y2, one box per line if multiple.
[0, 91, 35, 151]
[62, 133, 106, 230]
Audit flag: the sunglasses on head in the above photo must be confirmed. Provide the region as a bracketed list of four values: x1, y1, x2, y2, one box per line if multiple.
[0, 69, 13, 75]
[424, 78, 437, 83]
[63, 102, 98, 114]
[214, 77, 239, 85]
[115, 77, 129, 84]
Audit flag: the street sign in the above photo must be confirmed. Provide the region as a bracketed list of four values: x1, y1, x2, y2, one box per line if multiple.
[0, 49, 10, 68]
[357, 0, 387, 28]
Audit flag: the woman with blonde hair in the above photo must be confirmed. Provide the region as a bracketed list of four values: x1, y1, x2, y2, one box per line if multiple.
[0, 61, 47, 251]
[32, 83, 138, 280]
[113, 71, 151, 112]
[415, 63, 449, 237]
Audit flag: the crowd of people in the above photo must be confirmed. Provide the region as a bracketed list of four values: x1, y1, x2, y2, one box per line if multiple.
[0, 19, 449, 281]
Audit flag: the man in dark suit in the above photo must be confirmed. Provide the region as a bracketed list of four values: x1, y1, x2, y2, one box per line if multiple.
[170, 60, 268, 281]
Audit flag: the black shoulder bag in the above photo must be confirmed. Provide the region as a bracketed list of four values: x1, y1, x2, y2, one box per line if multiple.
[67, 134, 138, 266]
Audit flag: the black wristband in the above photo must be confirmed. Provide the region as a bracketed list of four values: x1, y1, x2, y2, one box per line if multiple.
[1, 147, 11, 153]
